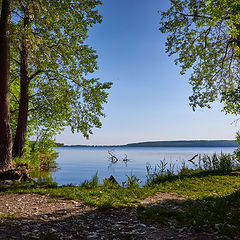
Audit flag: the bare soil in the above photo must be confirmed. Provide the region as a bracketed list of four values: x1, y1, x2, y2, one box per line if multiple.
[0, 193, 221, 240]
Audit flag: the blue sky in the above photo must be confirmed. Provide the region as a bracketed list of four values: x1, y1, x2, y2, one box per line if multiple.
[56, 0, 239, 145]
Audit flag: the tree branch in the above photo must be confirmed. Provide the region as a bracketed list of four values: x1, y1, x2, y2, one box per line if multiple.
[10, 91, 20, 105]
[28, 70, 42, 81]
[173, 11, 213, 20]
[28, 104, 41, 112]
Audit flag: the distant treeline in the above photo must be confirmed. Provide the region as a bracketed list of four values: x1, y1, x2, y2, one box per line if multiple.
[63, 140, 238, 148]
[29, 141, 64, 147]
[55, 143, 64, 147]
[125, 140, 238, 148]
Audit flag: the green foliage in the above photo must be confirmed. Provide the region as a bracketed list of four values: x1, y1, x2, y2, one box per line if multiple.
[12, 141, 58, 171]
[8, 0, 112, 151]
[160, 0, 240, 112]
[234, 132, 240, 163]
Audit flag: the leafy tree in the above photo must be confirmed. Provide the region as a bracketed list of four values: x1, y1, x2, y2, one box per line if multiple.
[160, 0, 240, 112]
[0, 0, 12, 170]
[8, 0, 112, 158]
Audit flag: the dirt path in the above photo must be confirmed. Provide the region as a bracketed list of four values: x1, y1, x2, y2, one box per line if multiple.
[0, 193, 220, 240]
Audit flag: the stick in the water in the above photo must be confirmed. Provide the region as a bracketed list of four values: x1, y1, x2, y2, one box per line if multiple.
[188, 154, 198, 166]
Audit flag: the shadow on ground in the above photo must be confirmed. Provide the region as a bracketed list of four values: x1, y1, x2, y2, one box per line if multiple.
[0, 195, 220, 240]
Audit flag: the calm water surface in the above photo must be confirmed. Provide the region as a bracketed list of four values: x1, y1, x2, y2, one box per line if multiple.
[50, 146, 236, 186]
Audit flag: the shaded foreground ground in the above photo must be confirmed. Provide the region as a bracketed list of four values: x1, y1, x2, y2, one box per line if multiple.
[0, 193, 219, 240]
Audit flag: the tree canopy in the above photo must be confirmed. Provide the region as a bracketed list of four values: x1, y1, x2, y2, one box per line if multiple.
[3, 0, 112, 157]
[160, 0, 240, 113]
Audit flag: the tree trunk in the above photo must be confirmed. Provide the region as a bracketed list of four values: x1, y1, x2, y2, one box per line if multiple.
[12, 6, 30, 159]
[12, 6, 30, 158]
[0, 0, 12, 170]
[12, 37, 29, 158]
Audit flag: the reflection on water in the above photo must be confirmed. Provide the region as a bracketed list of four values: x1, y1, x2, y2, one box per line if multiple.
[30, 160, 59, 184]
[107, 150, 131, 168]
[30, 169, 55, 184]
[40, 146, 236, 186]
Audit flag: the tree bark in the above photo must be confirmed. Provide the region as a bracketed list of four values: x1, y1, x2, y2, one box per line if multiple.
[0, 0, 12, 170]
[12, 39, 29, 158]
[12, 7, 30, 159]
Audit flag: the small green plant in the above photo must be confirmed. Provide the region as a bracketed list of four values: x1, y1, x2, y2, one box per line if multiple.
[122, 173, 142, 188]
[80, 172, 99, 189]
[146, 160, 175, 184]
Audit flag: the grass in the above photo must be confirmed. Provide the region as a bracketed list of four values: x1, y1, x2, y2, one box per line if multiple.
[1, 171, 240, 206]
[0, 180, 160, 208]
[157, 174, 240, 199]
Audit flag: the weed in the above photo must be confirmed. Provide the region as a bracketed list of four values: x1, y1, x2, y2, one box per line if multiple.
[122, 173, 142, 188]
[80, 172, 99, 189]
[146, 159, 175, 184]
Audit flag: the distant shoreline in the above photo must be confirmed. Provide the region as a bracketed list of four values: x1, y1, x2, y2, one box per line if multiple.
[57, 140, 238, 148]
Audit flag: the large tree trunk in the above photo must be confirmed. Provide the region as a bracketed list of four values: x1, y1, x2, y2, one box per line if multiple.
[12, 5, 30, 159]
[0, 0, 12, 170]
[12, 38, 29, 158]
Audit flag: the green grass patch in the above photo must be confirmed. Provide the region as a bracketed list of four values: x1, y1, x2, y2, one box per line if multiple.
[157, 175, 240, 199]
[0, 182, 159, 208]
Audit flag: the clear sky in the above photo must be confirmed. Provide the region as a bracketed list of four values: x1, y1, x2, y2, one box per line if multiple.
[56, 0, 239, 145]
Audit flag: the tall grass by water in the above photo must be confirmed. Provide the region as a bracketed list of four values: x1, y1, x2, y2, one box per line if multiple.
[146, 152, 240, 185]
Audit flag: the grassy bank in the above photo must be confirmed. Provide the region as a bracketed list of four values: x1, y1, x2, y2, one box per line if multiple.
[2, 152, 240, 238]
[1, 171, 240, 237]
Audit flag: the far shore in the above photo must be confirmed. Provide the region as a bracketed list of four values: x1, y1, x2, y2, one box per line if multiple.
[56, 140, 238, 148]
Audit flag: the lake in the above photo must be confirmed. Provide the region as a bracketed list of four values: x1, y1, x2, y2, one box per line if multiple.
[46, 146, 236, 186]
